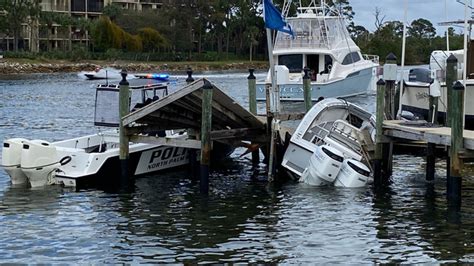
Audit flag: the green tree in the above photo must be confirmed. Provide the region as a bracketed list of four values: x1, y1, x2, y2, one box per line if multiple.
[0, 0, 39, 51]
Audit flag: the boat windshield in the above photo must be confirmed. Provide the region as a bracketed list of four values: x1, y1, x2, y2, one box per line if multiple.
[278, 54, 303, 73]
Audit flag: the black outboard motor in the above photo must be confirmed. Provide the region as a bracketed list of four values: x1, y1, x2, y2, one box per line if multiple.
[408, 68, 432, 83]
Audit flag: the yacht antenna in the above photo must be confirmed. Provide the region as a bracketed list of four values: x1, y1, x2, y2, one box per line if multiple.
[445, 0, 450, 51]
[397, 0, 408, 119]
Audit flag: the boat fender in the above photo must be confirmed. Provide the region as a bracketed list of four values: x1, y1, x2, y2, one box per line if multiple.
[59, 156, 72, 166]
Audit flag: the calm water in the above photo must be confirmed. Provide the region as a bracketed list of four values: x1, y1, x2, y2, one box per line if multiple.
[1, 72, 474, 263]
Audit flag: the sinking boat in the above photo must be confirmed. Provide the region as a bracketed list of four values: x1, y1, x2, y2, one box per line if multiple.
[282, 98, 375, 187]
[256, 0, 379, 101]
[1, 82, 193, 188]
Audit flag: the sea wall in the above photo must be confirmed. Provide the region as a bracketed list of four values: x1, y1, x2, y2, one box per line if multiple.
[0, 60, 268, 75]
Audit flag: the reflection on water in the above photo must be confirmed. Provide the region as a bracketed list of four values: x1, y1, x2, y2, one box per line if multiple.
[1, 73, 474, 263]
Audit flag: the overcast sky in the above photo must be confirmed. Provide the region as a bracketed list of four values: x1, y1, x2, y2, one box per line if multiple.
[350, 0, 469, 35]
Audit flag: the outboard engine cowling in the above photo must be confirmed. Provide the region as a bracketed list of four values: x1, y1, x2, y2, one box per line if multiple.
[299, 145, 344, 186]
[2, 138, 29, 185]
[21, 140, 59, 187]
[334, 159, 371, 188]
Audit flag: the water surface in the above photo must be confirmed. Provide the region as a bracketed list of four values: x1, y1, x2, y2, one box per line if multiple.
[0, 72, 473, 263]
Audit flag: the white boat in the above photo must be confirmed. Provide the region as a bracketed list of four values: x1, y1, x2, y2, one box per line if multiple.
[256, 0, 379, 101]
[1, 82, 202, 188]
[400, 49, 474, 128]
[79, 67, 132, 80]
[282, 98, 375, 187]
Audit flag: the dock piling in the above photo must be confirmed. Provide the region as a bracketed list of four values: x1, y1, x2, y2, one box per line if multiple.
[374, 78, 386, 185]
[186, 68, 195, 83]
[248, 69, 259, 165]
[119, 70, 130, 182]
[303, 67, 312, 112]
[448, 81, 465, 206]
[446, 55, 458, 126]
[426, 143, 436, 181]
[383, 53, 398, 178]
[200, 80, 213, 194]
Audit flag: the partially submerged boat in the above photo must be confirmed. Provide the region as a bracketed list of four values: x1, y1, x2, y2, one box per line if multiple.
[1, 82, 190, 188]
[256, 0, 379, 101]
[282, 98, 375, 187]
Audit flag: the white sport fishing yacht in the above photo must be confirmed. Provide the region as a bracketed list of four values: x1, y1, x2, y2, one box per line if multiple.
[257, 0, 379, 101]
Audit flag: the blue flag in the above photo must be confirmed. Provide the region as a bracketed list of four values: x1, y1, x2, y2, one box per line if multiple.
[263, 0, 294, 37]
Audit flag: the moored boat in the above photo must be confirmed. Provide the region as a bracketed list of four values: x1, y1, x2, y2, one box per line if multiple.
[256, 0, 379, 101]
[400, 49, 474, 128]
[1, 81, 192, 188]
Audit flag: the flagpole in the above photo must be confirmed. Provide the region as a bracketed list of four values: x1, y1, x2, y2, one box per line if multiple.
[266, 29, 279, 114]
[266, 28, 279, 182]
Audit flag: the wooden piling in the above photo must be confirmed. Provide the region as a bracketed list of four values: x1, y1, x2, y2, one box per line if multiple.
[200, 80, 213, 194]
[303, 67, 312, 112]
[119, 70, 130, 181]
[374, 78, 386, 185]
[426, 143, 436, 181]
[186, 67, 195, 83]
[247, 68, 259, 166]
[248, 68, 257, 114]
[383, 53, 397, 178]
[448, 81, 464, 206]
[446, 54, 457, 126]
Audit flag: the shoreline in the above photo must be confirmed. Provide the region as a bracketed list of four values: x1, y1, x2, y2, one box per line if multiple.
[0, 59, 269, 75]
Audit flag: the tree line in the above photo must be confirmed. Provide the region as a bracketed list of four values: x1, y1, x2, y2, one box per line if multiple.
[0, 0, 465, 64]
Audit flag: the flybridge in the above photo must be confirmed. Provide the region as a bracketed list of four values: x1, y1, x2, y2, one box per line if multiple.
[274, 17, 353, 51]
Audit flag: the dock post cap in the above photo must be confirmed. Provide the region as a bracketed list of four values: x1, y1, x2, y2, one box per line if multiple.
[447, 54, 458, 63]
[203, 79, 213, 90]
[376, 79, 386, 86]
[120, 69, 129, 85]
[453, 81, 465, 91]
[385, 53, 397, 62]
[248, 68, 256, 80]
[186, 67, 194, 82]
[303, 67, 310, 79]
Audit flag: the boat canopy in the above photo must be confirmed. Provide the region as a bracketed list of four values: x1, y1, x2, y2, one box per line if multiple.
[274, 16, 358, 54]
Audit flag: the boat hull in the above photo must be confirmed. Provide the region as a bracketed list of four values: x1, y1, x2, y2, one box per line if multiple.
[55, 145, 190, 188]
[401, 81, 474, 129]
[256, 67, 375, 101]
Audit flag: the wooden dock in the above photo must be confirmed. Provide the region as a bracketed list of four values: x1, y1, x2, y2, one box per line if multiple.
[383, 120, 474, 150]
[122, 78, 267, 147]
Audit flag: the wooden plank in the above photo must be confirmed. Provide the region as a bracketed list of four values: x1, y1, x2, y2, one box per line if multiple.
[123, 79, 205, 126]
[192, 90, 250, 127]
[210, 128, 267, 142]
[129, 135, 201, 149]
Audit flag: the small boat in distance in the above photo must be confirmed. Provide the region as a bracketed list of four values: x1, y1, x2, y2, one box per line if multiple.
[135, 73, 170, 81]
[79, 67, 133, 80]
[282, 98, 375, 187]
[257, 0, 379, 101]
